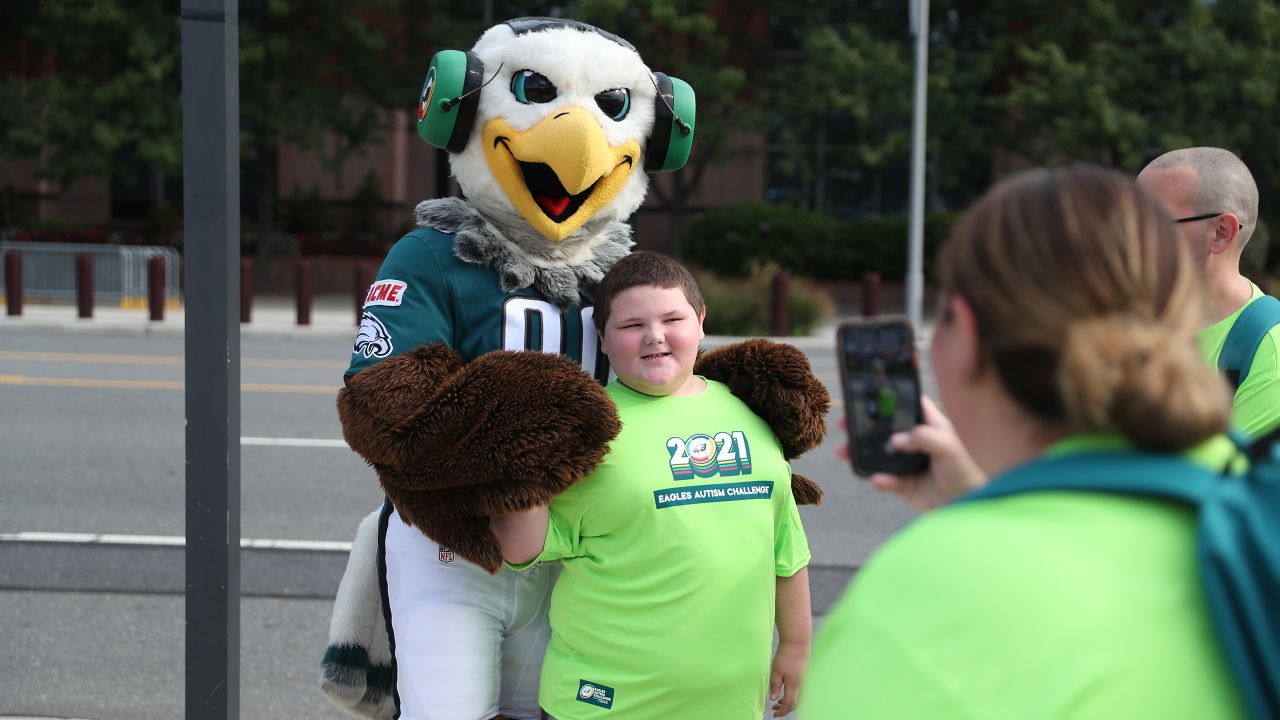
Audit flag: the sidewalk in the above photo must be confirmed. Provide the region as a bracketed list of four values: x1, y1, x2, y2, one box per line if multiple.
[1, 294, 364, 340]
[1, 290, 934, 349]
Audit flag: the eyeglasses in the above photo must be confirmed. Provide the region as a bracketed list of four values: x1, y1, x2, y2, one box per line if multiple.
[1173, 212, 1224, 224]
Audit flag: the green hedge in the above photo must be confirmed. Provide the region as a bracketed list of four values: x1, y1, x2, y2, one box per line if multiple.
[686, 202, 959, 280]
[1242, 218, 1272, 279]
[697, 268, 833, 336]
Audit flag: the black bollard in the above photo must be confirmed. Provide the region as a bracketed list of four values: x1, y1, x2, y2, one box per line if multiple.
[862, 272, 881, 317]
[354, 262, 375, 326]
[296, 259, 314, 326]
[5, 251, 21, 316]
[76, 253, 94, 319]
[240, 258, 254, 324]
[148, 256, 165, 321]
[770, 270, 790, 336]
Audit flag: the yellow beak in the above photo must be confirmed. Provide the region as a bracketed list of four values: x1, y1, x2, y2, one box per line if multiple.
[482, 107, 641, 242]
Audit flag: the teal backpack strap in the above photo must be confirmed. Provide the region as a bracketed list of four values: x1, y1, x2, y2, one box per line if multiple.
[1219, 295, 1280, 390]
[958, 448, 1280, 720]
[958, 451, 1215, 505]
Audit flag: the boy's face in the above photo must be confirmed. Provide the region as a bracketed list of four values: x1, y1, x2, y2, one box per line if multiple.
[600, 284, 705, 397]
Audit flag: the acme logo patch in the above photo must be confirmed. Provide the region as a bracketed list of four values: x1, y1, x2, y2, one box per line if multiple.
[364, 279, 407, 307]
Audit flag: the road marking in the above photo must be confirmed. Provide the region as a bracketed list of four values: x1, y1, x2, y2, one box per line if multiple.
[0, 375, 184, 390]
[0, 350, 345, 369]
[0, 375, 339, 394]
[0, 531, 353, 552]
[242, 382, 340, 394]
[242, 436, 348, 448]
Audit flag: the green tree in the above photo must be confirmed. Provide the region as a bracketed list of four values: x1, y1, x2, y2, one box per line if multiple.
[935, 0, 1280, 185]
[566, 0, 773, 256]
[758, 0, 1280, 228]
[0, 1, 182, 184]
[0, 0, 476, 229]
[765, 22, 913, 213]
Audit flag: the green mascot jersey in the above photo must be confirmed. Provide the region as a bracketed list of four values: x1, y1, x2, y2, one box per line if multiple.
[529, 380, 811, 720]
[347, 226, 609, 381]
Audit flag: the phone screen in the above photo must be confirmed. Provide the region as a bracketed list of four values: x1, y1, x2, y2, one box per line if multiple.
[837, 318, 929, 476]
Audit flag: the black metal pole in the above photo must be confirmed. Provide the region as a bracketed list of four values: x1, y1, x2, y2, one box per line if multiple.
[76, 253, 94, 319]
[862, 272, 882, 318]
[148, 255, 166, 321]
[181, 1, 240, 718]
[6, 250, 22, 316]
[770, 270, 790, 336]
[240, 257, 254, 324]
[354, 261, 374, 326]
[296, 259, 313, 326]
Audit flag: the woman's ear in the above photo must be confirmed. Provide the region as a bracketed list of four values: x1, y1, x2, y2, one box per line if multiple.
[949, 294, 983, 380]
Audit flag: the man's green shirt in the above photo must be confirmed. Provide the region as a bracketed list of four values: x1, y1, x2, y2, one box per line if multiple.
[1197, 280, 1280, 437]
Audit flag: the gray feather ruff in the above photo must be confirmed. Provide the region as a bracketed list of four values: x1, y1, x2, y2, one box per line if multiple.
[414, 198, 633, 307]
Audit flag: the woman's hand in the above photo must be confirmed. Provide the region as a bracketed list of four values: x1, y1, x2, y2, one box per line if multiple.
[839, 396, 988, 511]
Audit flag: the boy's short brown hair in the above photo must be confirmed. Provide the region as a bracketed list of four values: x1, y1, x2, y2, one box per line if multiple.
[592, 251, 705, 333]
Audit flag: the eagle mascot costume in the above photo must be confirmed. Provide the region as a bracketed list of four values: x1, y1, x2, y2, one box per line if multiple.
[320, 17, 829, 720]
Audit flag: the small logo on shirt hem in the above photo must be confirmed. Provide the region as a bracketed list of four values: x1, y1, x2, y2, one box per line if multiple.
[577, 679, 615, 709]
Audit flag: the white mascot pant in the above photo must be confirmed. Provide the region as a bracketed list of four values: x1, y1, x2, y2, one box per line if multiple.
[384, 506, 556, 720]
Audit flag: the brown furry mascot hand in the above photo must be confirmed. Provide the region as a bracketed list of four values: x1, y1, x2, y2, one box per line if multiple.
[695, 338, 830, 505]
[338, 343, 620, 571]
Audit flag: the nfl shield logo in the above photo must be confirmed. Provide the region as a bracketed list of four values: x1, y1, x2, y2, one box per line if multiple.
[438, 546, 455, 564]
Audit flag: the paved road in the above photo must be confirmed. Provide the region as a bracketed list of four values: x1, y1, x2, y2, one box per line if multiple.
[0, 311, 933, 720]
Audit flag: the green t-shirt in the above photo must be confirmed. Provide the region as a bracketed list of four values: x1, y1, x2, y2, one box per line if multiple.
[346, 226, 608, 382]
[801, 437, 1245, 720]
[1196, 281, 1280, 438]
[532, 380, 810, 720]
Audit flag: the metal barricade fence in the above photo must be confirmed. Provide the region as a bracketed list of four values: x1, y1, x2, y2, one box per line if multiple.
[0, 242, 183, 307]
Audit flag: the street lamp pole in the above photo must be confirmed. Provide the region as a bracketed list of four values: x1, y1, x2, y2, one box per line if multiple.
[181, 1, 241, 717]
[906, 0, 930, 334]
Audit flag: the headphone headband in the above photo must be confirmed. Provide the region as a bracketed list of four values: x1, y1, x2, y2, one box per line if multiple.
[501, 17, 636, 52]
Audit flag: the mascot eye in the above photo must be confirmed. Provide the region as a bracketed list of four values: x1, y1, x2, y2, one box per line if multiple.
[595, 88, 630, 121]
[511, 70, 557, 104]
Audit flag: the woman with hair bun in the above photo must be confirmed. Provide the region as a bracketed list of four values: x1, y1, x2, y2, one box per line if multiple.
[802, 165, 1246, 718]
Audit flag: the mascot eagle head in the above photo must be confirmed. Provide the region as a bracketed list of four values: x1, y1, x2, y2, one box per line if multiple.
[416, 17, 695, 248]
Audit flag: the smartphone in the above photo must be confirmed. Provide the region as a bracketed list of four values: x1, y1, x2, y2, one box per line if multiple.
[836, 316, 929, 476]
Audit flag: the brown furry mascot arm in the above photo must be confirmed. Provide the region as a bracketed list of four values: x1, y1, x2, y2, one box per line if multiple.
[695, 338, 830, 505]
[338, 343, 620, 571]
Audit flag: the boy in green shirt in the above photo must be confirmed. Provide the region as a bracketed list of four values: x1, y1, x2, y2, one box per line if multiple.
[493, 251, 813, 720]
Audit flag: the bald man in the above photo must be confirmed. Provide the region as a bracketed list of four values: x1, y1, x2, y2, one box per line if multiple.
[1138, 147, 1280, 437]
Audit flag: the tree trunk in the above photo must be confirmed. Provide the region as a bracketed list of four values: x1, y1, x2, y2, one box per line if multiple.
[814, 124, 827, 212]
[669, 172, 688, 259]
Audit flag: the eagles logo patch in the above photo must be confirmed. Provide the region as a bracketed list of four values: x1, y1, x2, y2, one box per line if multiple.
[417, 67, 436, 122]
[354, 312, 393, 359]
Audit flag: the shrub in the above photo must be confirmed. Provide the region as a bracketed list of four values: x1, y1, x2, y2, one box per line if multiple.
[352, 172, 386, 236]
[686, 202, 844, 278]
[1242, 218, 1272, 279]
[687, 201, 958, 281]
[281, 185, 337, 236]
[697, 266, 833, 336]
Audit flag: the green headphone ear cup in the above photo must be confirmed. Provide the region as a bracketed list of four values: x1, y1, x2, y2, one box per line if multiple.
[645, 73, 696, 173]
[416, 50, 483, 153]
